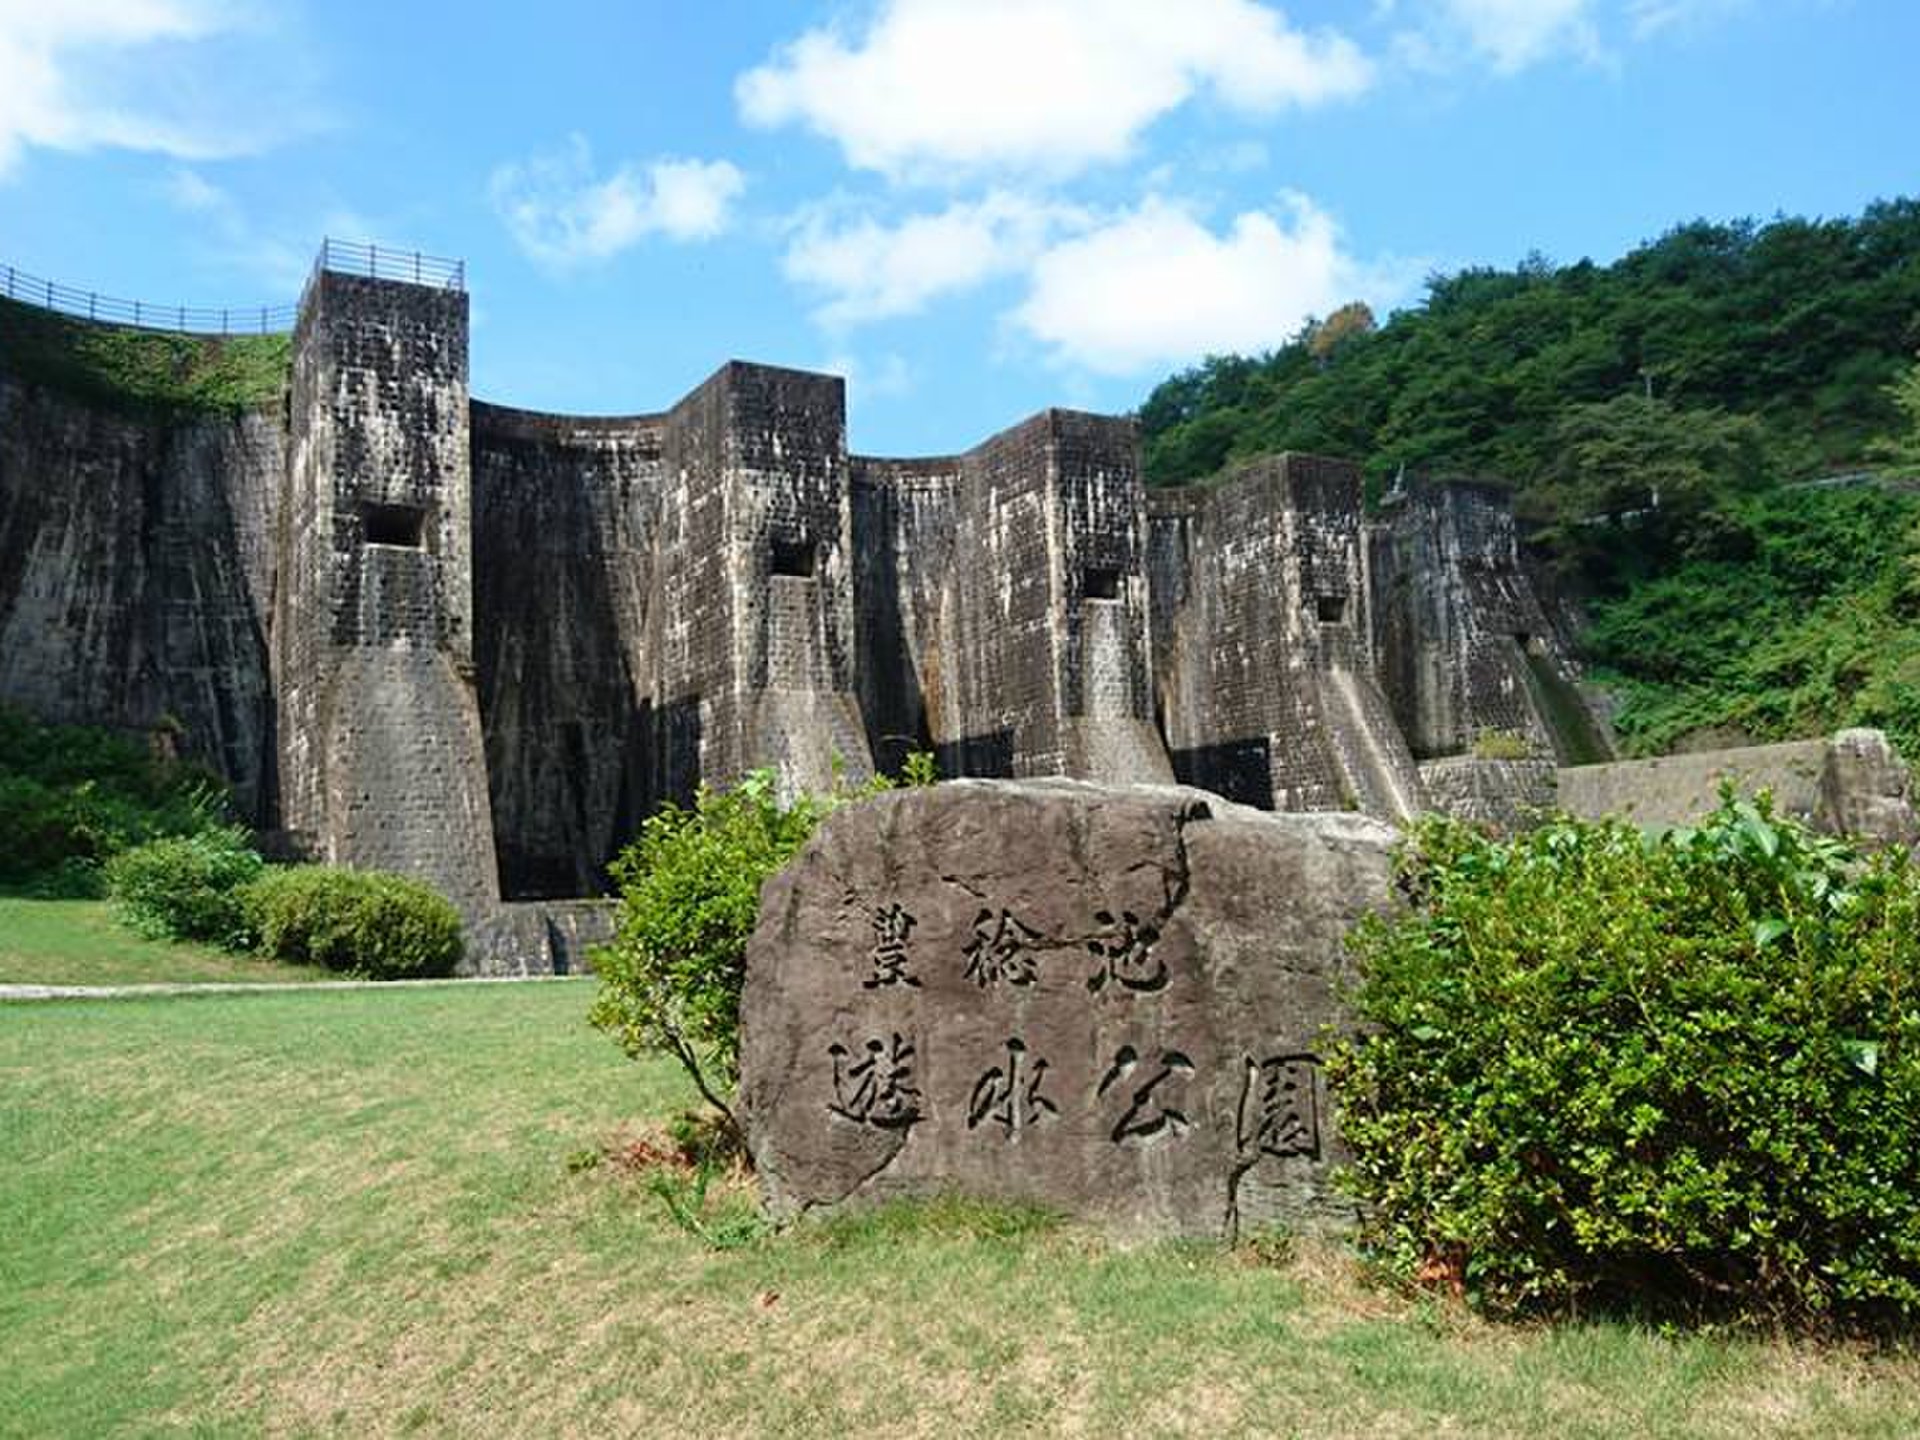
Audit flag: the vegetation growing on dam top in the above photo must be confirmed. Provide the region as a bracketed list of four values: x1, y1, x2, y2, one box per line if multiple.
[0, 293, 290, 416]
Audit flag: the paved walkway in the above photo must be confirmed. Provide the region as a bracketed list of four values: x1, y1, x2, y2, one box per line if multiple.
[0, 974, 589, 1002]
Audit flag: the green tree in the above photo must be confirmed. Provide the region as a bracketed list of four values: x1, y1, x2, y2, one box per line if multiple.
[589, 758, 935, 1135]
[1331, 796, 1920, 1322]
[589, 772, 825, 1129]
[1525, 393, 1768, 565]
[1871, 356, 1920, 474]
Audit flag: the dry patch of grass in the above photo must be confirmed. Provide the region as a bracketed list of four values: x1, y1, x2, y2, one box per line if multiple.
[1, 983, 1915, 1438]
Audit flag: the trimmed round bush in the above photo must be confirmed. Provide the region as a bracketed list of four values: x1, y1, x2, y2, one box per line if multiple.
[242, 866, 463, 980]
[1330, 793, 1920, 1324]
[104, 826, 265, 947]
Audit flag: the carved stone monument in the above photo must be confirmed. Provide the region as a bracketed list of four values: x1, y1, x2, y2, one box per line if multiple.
[738, 779, 1397, 1236]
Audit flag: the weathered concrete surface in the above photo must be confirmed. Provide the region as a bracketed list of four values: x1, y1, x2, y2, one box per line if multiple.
[1558, 737, 1830, 828]
[739, 780, 1395, 1237]
[469, 403, 665, 898]
[276, 270, 500, 918]
[1149, 457, 1425, 820]
[1819, 728, 1920, 847]
[1420, 756, 1559, 833]
[850, 411, 1168, 790]
[1, 254, 1622, 973]
[464, 899, 615, 977]
[1555, 729, 1917, 843]
[0, 376, 283, 819]
[1370, 478, 1614, 766]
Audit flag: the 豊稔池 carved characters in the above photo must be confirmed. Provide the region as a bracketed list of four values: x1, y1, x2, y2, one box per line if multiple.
[963, 907, 1043, 987]
[863, 901, 919, 989]
[1085, 908, 1167, 993]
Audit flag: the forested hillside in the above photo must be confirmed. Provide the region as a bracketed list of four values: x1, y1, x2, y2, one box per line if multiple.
[1138, 201, 1920, 756]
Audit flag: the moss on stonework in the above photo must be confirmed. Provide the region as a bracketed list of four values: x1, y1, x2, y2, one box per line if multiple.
[0, 294, 290, 417]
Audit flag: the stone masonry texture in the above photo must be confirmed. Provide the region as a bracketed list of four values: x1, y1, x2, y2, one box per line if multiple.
[0, 254, 1625, 972]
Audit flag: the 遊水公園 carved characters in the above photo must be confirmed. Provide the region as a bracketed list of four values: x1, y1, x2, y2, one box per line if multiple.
[963, 907, 1043, 987]
[828, 1033, 922, 1128]
[1086, 908, 1167, 993]
[1235, 1053, 1320, 1161]
[1096, 1045, 1195, 1143]
[863, 901, 919, 988]
[966, 1038, 1058, 1137]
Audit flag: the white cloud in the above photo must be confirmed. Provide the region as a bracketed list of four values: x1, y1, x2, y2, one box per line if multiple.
[1625, 0, 1747, 39]
[0, 0, 293, 177]
[1383, 0, 1753, 73]
[489, 136, 746, 268]
[1430, 0, 1604, 72]
[785, 192, 1083, 327]
[1011, 194, 1409, 376]
[162, 164, 233, 217]
[737, 0, 1372, 182]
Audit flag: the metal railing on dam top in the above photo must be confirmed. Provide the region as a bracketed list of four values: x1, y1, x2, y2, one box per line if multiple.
[310, 238, 465, 292]
[0, 262, 297, 335]
[0, 238, 465, 337]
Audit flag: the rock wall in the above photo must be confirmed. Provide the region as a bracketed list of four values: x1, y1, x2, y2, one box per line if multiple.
[1369, 479, 1612, 765]
[1419, 756, 1558, 833]
[275, 270, 499, 917]
[871, 411, 1169, 784]
[0, 256, 1628, 974]
[717, 364, 872, 798]
[470, 403, 664, 898]
[849, 454, 962, 776]
[645, 362, 874, 803]
[466, 898, 617, 977]
[1150, 456, 1423, 819]
[0, 376, 283, 818]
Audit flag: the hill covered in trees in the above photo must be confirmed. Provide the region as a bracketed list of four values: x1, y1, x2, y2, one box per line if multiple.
[1137, 200, 1920, 756]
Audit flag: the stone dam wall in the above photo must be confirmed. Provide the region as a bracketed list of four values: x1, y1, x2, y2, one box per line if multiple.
[0, 259, 1627, 972]
[0, 375, 283, 820]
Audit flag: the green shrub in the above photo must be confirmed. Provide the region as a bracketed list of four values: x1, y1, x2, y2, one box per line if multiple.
[105, 827, 265, 947]
[1329, 792, 1920, 1324]
[243, 866, 463, 980]
[0, 706, 229, 889]
[1469, 728, 1535, 760]
[588, 759, 934, 1130]
[589, 771, 831, 1125]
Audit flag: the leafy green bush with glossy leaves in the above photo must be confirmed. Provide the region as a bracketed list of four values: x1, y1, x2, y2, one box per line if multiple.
[104, 826, 265, 947]
[1330, 791, 1920, 1324]
[242, 866, 463, 980]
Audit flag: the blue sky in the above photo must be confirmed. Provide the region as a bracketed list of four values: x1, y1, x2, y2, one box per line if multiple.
[0, 0, 1914, 454]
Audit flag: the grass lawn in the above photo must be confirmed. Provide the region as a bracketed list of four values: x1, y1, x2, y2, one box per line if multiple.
[2, 983, 1915, 1438]
[0, 898, 334, 987]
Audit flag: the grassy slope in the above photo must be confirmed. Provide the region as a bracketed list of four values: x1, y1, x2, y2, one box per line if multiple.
[0, 899, 333, 987]
[1, 984, 1914, 1438]
[0, 293, 289, 415]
